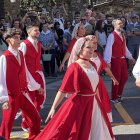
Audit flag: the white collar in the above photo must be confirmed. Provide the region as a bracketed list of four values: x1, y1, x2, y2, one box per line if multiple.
[130, 22, 138, 25]
[114, 29, 122, 36]
[8, 47, 19, 57]
[27, 36, 38, 45]
[41, 30, 51, 35]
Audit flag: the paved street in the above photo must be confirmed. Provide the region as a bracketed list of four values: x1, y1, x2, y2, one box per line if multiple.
[0, 73, 140, 140]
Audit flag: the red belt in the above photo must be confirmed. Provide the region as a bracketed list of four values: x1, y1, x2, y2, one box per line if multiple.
[112, 56, 125, 59]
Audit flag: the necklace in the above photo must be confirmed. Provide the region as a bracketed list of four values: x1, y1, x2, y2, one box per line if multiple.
[78, 56, 90, 61]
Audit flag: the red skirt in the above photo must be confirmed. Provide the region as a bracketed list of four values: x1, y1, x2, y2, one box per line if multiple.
[35, 94, 94, 140]
[98, 78, 112, 113]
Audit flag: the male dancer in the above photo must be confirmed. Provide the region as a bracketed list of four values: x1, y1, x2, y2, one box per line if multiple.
[104, 19, 135, 103]
[0, 28, 43, 140]
[20, 25, 46, 129]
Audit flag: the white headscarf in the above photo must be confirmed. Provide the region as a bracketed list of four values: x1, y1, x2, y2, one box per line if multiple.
[68, 35, 97, 67]
[72, 23, 85, 39]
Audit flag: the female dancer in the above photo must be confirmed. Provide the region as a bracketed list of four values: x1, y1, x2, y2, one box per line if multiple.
[59, 23, 85, 71]
[35, 35, 115, 140]
[90, 43, 119, 122]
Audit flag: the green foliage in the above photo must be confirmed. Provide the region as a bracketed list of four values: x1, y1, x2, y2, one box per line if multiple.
[20, 0, 39, 9]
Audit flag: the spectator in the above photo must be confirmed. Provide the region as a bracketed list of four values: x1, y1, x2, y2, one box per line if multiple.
[54, 22, 64, 67]
[95, 20, 107, 56]
[39, 22, 57, 77]
[104, 15, 114, 37]
[85, 5, 93, 22]
[59, 24, 86, 71]
[126, 14, 140, 60]
[124, 12, 131, 24]
[22, 14, 32, 37]
[64, 20, 72, 30]
[0, 18, 6, 32]
[39, 17, 47, 32]
[11, 19, 26, 39]
[63, 26, 73, 53]
[52, 2, 68, 19]
[0, 31, 7, 56]
[72, 17, 90, 38]
[90, 17, 96, 31]
[117, 11, 123, 18]
[72, 15, 81, 26]
[120, 17, 127, 33]
[85, 17, 96, 35]
[4, 11, 12, 28]
[72, 11, 81, 26]
[53, 11, 65, 31]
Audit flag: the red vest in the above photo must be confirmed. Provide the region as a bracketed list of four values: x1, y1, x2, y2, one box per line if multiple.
[112, 31, 126, 58]
[24, 39, 42, 75]
[4, 50, 27, 97]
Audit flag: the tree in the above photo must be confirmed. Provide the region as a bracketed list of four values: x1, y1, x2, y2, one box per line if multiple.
[20, 0, 39, 10]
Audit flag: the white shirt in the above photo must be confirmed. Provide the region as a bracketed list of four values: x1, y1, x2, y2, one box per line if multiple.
[97, 31, 107, 46]
[19, 37, 38, 55]
[41, 30, 51, 35]
[0, 48, 41, 104]
[104, 30, 133, 64]
[90, 56, 101, 72]
[133, 48, 140, 79]
[19, 37, 46, 108]
[54, 18, 64, 31]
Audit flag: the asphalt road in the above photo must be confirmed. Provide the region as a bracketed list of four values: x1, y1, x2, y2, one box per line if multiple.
[0, 73, 140, 140]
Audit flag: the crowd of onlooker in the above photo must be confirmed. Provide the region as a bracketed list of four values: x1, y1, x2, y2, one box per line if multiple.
[0, 2, 140, 76]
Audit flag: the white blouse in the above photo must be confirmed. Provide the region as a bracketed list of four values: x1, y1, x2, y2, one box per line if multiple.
[90, 56, 101, 72]
[77, 62, 99, 92]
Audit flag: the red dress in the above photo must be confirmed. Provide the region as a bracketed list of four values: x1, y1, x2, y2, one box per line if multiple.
[66, 38, 77, 53]
[35, 63, 114, 140]
[95, 53, 112, 113]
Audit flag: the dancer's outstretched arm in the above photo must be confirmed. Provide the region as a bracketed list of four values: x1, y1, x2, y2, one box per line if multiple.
[45, 91, 66, 123]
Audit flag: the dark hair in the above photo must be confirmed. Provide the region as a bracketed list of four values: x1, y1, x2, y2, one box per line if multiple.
[87, 5, 92, 9]
[75, 11, 80, 15]
[11, 18, 22, 29]
[95, 20, 104, 33]
[120, 16, 127, 31]
[106, 14, 113, 19]
[54, 22, 60, 29]
[64, 20, 72, 29]
[69, 26, 74, 32]
[3, 28, 21, 41]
